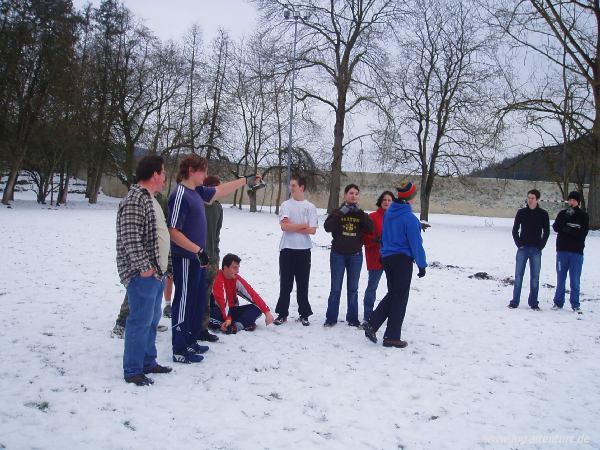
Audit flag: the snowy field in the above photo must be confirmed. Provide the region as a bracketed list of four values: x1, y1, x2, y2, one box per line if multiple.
[0, 190, 599, 450]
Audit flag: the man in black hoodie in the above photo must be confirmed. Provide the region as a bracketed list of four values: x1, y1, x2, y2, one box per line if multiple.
[551, 191, 589, 313]
[509, 189, 550, 310]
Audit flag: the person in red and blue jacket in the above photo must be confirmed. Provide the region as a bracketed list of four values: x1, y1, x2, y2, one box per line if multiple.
[361, 190, 394, 324]
[209, 253, 274, 333]
[364, 181, 427, 349]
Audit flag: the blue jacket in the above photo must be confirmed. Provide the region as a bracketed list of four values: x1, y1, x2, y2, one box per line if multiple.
[381, 200, 427, 269]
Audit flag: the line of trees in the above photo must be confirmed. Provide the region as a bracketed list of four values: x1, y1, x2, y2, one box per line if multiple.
[1, 0, 598, 228]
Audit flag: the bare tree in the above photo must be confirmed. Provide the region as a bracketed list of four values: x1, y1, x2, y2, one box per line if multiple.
[490, 0, 600, 228]
[252, 0, 403, 212]
[380, 0, 502, 220]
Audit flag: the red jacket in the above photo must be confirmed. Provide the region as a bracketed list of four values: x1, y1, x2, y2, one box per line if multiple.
[212, 270, 270, 321]
[362, 208, 385, 270]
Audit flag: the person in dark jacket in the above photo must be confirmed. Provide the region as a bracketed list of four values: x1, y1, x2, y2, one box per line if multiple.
[551, 191, 589, 313]
[508, 189, 550, 310]
[323, 184, 374, 327]
[363, 181, 427, 349]
[361, 190, 394, 324]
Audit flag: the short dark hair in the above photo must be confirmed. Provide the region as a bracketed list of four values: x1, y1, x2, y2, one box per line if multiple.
[344, 183, 360, 194]
[135, 155, 164, 183]
[203, 175, 220, 187]
[376, 190, 394, 208]
[527, 189, 541, 200]
[291, 175, 306, 190]
[176, 154, 207, 183]
[222, 253, 241, 268]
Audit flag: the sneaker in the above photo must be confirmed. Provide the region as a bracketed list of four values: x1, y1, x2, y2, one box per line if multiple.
[163, 304, 172, 318]
[323, 320, 336, 327]
[273, 315, 287, 326]
[144, 364, 173, 374]
[507, 303, 518, 309]
[364, 323, 377, 344]
[245, 323, 257, 332]
[531, 305, 541, 311]
[157, 325, 169, 332]
[347, 321, 361, 328]
[187, 343, 209, 354]
[572, 307, 582, 314]
[199, 330, 219, 342]
[382, 338, 408, 348]
[172, 353, 204, 364]
[111, 323, 125, 339]
[551, 304, 562, 311]
[297, 316, 310, 326]
[125, 374, 154, 386]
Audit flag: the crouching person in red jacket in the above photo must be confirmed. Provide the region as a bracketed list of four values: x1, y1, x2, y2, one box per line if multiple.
[209, 253, 274, 333]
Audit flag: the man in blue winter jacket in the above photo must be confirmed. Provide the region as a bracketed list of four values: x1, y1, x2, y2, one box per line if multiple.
[363, 181, 427, 348]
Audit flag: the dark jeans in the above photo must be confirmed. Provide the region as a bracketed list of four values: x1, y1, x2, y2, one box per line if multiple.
[553, 251, 584, 309]
[510, 246, 542, 307]
[275, 248, 313, 318]
[369, 253, 413, 340]
[325, 250, 363, 324]
[210, 304, 262, 328]
[362, 269, 384, 322]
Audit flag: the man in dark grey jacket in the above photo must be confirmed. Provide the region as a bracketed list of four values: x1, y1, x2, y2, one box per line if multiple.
[508, 189, 550, 310]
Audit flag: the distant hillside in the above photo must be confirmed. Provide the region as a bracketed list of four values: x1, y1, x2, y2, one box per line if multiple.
[472, 135, 593, 183]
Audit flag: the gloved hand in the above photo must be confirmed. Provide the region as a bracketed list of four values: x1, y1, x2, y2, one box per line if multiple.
[417, 267, 426, 278]
[197, 248, 209, 266]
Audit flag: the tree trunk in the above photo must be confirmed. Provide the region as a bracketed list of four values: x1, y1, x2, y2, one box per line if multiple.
[248, 189, 257, 212]
[327, 106, 346, 213]
[1, 165, 19, 204]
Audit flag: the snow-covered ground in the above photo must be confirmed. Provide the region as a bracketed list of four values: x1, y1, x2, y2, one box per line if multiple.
[1, 190, 599, 450]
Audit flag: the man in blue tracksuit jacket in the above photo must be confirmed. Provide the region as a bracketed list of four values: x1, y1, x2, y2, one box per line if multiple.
[364, 181, 427, 348]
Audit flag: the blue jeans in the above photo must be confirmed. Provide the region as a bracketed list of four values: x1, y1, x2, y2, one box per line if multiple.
[511, 246, 542, 307]
[553, 251, 584, 309]
[326, 250, 363, 324]
[123, 275, 164, 377]
[362, 269, 384, 322]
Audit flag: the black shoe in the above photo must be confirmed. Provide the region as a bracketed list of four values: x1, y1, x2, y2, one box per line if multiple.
[531, 305, 541, 311]
[383, 338, 408, 348]
[245, 323, 257, 331]
[364, 323, 377, 344]
[187, 343, 209, 354]
[297, 316, 310, 326]
[573, 307, 582, 314]
[125, 374, 154, 386]
[173, 353, 204, 364]
[199, 329, 219, 342]
[508, 303, 518, 309]
[273, 315, 287, 326]
[323, 320, 336, 327]
[144, 364, 173, 374]
[347, 321, 361, 328]
[163, 304, 172, 318]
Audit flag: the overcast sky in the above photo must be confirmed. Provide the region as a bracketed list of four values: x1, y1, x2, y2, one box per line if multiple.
[71, 0, 258, 43]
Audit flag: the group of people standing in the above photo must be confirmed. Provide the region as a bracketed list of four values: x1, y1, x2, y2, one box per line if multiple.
[115, 153, 589, 387]
[509, 188, 590, 313]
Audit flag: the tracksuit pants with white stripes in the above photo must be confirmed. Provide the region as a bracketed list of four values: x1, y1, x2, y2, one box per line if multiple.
[172, 255, 206, 356]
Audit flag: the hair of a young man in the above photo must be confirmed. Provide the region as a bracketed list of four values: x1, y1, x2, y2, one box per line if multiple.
[135, 155, 164, 183]
[376, 190, 395, 208]
[528, 189, 541, 200]
[222, 253, 241, 268]
[176, 154, 208, 183]
[203, 175, 221, 187]
[292, 175, 306, 190]
[344, 183, 360, 194]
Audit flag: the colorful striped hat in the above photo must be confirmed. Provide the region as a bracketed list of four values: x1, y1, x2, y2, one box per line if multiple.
[396, 181, 417, 201]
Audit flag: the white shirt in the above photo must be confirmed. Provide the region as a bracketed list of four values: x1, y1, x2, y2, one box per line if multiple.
[279, 198, 318, 250]
[152, 196, 170, 272]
